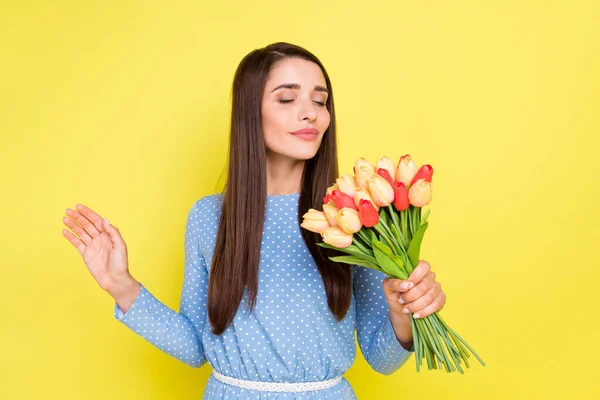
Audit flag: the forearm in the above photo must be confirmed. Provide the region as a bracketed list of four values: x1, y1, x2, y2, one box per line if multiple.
[389, 311, 413, 351]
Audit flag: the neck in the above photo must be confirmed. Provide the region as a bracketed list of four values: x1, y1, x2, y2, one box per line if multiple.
[265, 153, 305, 196]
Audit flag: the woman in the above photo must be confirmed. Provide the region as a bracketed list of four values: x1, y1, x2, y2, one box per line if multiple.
[62, 42, 446, 399]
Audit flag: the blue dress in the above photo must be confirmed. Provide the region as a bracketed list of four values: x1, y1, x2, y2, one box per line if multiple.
[114, 192, 414, 399]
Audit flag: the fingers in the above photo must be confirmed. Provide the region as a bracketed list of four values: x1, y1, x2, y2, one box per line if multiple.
[75, 204, 106, 234]
[408, 260, 431, 286]
[63, 216, 92, 245]
[65, 205, 102, 238]
[400, 270, 437, 304]
[62, 228, 86, 256]
[102, 218, 126, 251]
[399, 282, 442, 315]
[410, 291, 446, 319]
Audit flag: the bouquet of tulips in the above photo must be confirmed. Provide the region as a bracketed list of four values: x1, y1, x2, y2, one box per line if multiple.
[301, 154, 485, 373]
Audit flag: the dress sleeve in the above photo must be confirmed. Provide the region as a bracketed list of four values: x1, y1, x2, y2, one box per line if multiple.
[353, 265, 415, 375]
[113, 199, 209, 368]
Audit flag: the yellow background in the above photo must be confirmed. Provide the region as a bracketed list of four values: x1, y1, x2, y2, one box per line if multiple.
[1, 0, 598, 399]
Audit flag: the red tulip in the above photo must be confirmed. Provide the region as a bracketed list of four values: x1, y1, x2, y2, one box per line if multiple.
[376, 168, 395, 188]
[393, 181, 410, 211]
[358, 199, 379, 227]
[328, 190, 358, 210]
[409, 165, 434, 187]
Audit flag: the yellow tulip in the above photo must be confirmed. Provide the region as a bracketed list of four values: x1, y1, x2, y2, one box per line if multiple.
[336, 174, 357, 198]
[322, 203, 339, 227]
[300, 209, 331, 233]
[354, 187, 379, 210]
[396, 154, 418, 187]
[408, 178, 432, 207]
[377, 156, 396, 183]
[367, 174, 395, 207]
[300, 208, 330, 233]
[336, 207, 363, 234]
[355, 165, 375, 189]
[321, 226, 353, 248]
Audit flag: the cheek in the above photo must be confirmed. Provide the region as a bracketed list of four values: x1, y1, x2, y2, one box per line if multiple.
[262, 106, 290, 136]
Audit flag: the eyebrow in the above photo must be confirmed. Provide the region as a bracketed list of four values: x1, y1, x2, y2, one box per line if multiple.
[270, 83, 329, 94]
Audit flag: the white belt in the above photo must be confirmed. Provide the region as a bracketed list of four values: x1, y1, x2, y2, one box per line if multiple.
[211, 370, 343, 392]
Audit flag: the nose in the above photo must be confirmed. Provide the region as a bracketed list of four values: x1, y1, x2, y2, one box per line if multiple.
[298, 100, 318, 122]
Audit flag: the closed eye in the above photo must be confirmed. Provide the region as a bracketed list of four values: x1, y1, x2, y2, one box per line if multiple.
[279, 99, 326, 107]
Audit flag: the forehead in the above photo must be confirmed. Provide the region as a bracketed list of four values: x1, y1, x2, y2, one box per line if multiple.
[266, 58, 327, 89]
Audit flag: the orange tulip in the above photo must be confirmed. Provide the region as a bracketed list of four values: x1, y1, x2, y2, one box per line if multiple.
[354, 158, 376, 189]
[408, 178, 432, 207]
[377, 156, 396, 183]
[354, 187, 379, 211]
[336, 207, 363, 234]
[367, 174, 395, 207]
[321, 226, 353, 248]
[336, 174, 357, 198]
[396, 154, 418, 187]
[300, 209, 330, 233]
[322, 203, 339, 227]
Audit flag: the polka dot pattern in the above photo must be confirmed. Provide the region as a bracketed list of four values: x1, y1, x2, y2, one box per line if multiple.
[114, 192, 414, 398]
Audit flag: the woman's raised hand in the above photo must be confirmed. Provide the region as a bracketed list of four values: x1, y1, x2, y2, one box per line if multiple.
[62, 204, 140, 308]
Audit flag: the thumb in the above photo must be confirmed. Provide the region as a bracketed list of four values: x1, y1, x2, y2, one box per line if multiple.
[103, 217, 125, 250]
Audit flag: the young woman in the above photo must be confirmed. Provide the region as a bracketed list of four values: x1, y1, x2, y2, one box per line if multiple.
[62, 42, 446, 399]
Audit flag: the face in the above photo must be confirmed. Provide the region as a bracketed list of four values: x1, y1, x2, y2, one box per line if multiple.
[261, 57, 331, 161]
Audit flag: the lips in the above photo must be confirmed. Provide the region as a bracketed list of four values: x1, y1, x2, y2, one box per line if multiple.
[291, 128, 319, 136]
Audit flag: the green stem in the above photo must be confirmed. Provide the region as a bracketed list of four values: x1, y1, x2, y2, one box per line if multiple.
[410, 314, 420, 372]
[432, 315, 464, 374]
[415, 317, 444, 367]
[387, 205, 408, 250]
[423, 316, 452, 373]
[373, 223, 402, 256]
[437, 314, 486, 367]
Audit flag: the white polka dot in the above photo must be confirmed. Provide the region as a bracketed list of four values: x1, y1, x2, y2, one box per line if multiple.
[114, 192, 414, 398]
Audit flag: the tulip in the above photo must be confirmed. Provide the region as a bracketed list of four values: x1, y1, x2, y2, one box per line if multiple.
[367, 174, 395, 207]
[408, 178, 432, 207]
[328, 190, 357, 210]
[336, 174, 357, 198]
[393, 181, 410, 211]
[326, 183, 339, 195]
[396, 154, 418, 187]
[322, 203, 339, 227]
[336, 207, 363, 234]
[354, 157, 376, 175]
[354, 187, 379, 211]
[358, 199, 379, 227]
[321, 226, 353, 248]
[300, 209, 330, 233]
[409, 165, 434, 187]
[354, 165, 375, 189]
[377, 156, 396, 183]
[377, 168, 395, 188]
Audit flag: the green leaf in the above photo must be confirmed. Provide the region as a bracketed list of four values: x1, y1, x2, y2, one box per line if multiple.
[380, 207, 389, 226]
[421, 208, 431, 226]
[352, 236, 374, 258]
[317, 242, 378, 265]
[407, 221, 429, 267]
[329, 255, 382, 272]
[372, 240, 408, 280]
[356, 228, 372, 246]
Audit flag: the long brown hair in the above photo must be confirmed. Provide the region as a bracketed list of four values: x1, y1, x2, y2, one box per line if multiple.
[208, 42, 352, 335]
